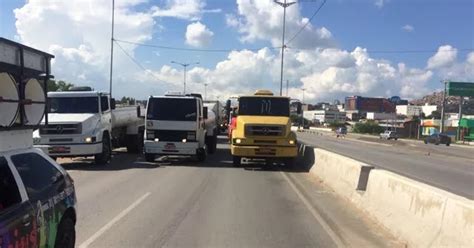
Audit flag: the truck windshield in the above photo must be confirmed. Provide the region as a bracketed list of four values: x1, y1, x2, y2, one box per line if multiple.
[48, 97, 99, 113]
[147, 98, 197, 121]
[239, 97, 290, 117]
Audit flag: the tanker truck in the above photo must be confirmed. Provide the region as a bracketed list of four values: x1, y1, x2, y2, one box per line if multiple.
[143, 92, 217, 162]
[33, 87, 145, 164]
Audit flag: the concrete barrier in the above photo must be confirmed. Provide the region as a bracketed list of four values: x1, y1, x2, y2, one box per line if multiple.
[307, 147, 474, 247]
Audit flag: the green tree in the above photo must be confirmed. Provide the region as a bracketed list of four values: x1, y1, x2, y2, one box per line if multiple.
[353, 121, 384, 134]
[47, 80, 74, 92]
[427, 110, 441, 119]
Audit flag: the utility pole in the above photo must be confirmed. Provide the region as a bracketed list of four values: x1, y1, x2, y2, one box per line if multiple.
[274, 0, 296, 96]
[301, 88, 306, 127]
[440, 80, 448, 133]
[109, 0, 115, 98]
[286, 79, 289, 96]
[204, 83, 208, 100]
[170, 61, 199, 94]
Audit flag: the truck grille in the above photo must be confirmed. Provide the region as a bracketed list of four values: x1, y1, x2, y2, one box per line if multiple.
[40, 124, 82, 135]
[153, 130, 191, 142]
[245, 125, 285, 137]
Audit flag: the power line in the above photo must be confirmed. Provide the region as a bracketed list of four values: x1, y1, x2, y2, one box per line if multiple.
[287, 46, 474, 54]
[114, 40, 171, 85]
[115, 38, 281, 53]
[286, 0, 327, 46]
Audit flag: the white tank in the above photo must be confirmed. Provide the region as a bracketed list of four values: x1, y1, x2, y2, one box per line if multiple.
[112, 106, 142, 128]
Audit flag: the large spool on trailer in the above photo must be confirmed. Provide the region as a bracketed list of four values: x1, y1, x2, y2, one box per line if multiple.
[0, 37, 54, 129]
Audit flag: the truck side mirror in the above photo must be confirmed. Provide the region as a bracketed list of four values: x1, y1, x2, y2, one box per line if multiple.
[297, 103, 302, 114]
[203, 106, 208, 119]
[111, 98, 116, 110]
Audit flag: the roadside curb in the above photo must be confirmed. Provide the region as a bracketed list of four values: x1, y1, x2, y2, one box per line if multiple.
[299, 144, 474, 247]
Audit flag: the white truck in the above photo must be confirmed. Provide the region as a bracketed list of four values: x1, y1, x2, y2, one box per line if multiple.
[143, 93, 217, 162]
[33, 88, 145, 164]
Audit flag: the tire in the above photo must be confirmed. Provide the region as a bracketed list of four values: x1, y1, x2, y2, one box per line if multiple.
[95, 133, 111, 165]
[54, 217, 75, 248]
[126, 132, 144, 154]
[232, 156, 241, 167]
[446, 143, 450, 146]
[424, 140, 428, 144]
[145, 153, 155, 162]
[207, 135, 217, 154]
[394, 138, 398, 141]
[435, 142, 440, 145]
[197, 148, 207, 162]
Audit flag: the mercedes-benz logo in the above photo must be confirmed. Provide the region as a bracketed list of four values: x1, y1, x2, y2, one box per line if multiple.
[56, 125, 64, 134]
[262, 127, 269, 135]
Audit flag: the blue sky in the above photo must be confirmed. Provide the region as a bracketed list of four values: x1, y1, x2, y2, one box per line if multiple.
[1, 0, 473, 101]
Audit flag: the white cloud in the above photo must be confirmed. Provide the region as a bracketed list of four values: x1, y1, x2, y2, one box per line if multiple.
[14, 0, 155, 96]
[152, 0, 221, 21]
[427, 45, 457, 69]
[401, 24, 414, 32]
[229, 0, 335, 49]
[185, 22, 214, 47]
[374, 0, 389, 8]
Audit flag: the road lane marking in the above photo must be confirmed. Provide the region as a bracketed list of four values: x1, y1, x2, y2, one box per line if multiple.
[78, 192, 151, 248]
[280, 172, 346, 247]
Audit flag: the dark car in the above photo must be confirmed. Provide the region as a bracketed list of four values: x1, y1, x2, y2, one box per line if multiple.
[0, 149, 77, 248]
[424, 133, 451, 146]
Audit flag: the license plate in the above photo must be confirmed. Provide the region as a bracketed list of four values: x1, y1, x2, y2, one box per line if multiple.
[165, 143, 176, 150]
[52, 146, 67, 152]
[258, 148, 274, 153]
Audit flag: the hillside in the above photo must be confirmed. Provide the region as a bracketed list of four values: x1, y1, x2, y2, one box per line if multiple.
[410, 91, 474, 114]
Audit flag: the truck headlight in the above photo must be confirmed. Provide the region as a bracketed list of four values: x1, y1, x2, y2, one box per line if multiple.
[154, 138, 159, 142]
[85, 137, 96, 143]
[182, 139, 187, 143]
[235, 138, 242, 144]
[289, 140, 295, 145]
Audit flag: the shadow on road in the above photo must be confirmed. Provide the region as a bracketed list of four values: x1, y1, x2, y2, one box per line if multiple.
[60, 136, 318, 173]
[59, 150, 161, 171]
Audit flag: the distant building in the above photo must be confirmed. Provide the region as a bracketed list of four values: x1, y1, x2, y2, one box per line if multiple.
[345, 96, 396, 113]
[396, 105, 422, 117]
[421, 104, 438, 117]
[366, 112, 397, 120]
[304, 110, 346, 124]
[389, 96, 409, 105]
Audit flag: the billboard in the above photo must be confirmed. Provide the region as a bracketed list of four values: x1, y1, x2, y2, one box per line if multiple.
[447, 82, 474, 97]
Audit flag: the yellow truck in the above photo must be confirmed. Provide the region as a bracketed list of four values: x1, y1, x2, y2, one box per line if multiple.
[230, 90, 300, 166]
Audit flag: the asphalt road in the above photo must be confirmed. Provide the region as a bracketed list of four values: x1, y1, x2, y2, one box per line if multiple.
[297, 131, 474, 199]
[58, 137, 400, 248]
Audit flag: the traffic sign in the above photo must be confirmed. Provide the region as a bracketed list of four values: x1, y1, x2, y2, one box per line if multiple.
[447, 82, 474, 97]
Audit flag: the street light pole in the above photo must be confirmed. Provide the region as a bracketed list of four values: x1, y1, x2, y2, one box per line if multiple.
[171, 61, 199, 94]
[109, 0, 115, 98]
[204, 83, 208, 100]
[301, 88, 306, 127]
[274, 0, 296, 96]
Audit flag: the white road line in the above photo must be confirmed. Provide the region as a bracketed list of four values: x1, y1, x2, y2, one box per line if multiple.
[78, 192, 151, 248]
[280, 172, 345, 248]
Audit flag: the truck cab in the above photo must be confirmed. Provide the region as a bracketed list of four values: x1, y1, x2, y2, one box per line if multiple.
[143, 93, 209, 162]
[33, 89, 144, 164]
[230, 90, 299, 166]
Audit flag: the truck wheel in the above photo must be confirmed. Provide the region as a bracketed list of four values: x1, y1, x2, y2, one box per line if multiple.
[232, 156, 241, 167]
[207, 135, 217, 154]
[446, 142, 450, 146]
[95, 134, 111, 165]
[197, 148, 207, 162]
[145, 153, 155, 162]
[126, 133, 144, 154]
[54, 216, 75, 248]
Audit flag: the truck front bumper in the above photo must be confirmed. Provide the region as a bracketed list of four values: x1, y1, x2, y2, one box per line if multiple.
[144, 140, 200, 156]
[231, 145, 298, 158]
[35, 142, 103, 157]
